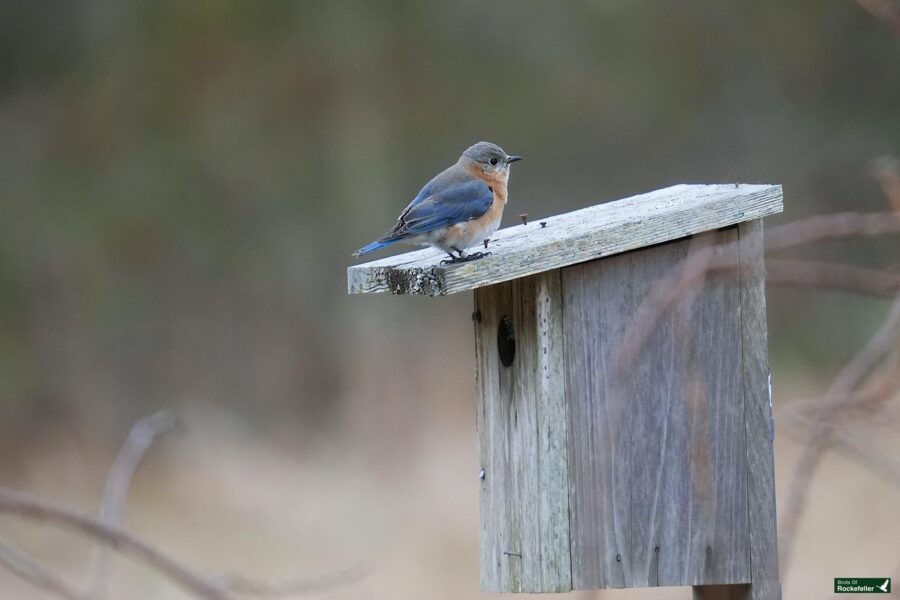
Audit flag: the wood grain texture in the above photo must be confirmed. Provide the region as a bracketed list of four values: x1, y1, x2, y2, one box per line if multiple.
[348, 183, 782, 296]
[737, 220, 782, 600]
[562, 228, 751, 589]
[475, 271, 571, 593]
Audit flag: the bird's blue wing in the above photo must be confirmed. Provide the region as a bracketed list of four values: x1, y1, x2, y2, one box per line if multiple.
[383, 179, 493, 241]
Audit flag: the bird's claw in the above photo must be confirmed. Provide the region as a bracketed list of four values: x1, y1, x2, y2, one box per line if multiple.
[440, 251, 492, 266]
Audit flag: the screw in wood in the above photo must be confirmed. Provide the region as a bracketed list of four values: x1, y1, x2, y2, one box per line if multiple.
[503, 551, 522, 558]
[478, 469, 485, 480]
[519, 213, 528, 225]
[539, 221, 547, 228]
[615, 554, 621, 562]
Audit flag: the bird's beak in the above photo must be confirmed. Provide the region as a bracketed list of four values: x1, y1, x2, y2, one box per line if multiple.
[507, 155, 523, 164]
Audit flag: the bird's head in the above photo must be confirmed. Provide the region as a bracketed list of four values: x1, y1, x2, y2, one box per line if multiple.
[461, 141, 522, 178]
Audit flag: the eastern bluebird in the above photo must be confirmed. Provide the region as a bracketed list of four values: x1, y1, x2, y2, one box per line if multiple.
[353, 141, 522, 263]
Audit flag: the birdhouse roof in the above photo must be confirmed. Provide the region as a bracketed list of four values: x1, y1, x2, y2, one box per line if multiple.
[347, 183, 782, 296]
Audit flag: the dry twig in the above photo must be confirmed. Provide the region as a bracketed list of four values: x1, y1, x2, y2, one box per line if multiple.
[779, 294, 900, 574]
[765, 259, 900, 297]
[0, 410, 365, 600]
[213, 563, 369, 598]
[765, 211, 900, 252]
[0, 539, 82, 600]
[88, 410, 177, 600]
[0, 486, 233, 599]
[870, 156, 900, 212]
[855, 0, 900, 34]
[783, 410, 900, 487]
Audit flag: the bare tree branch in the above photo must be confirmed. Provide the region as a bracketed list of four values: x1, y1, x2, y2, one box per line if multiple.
[0, 539, 82, 600]
[213, 563, 369, 598]
[765, 259, 900, 297]
[870, 155, 900, 212]
[0, 487, 233, 600]
[765, 212, 900, 252]
[0, 408, 366, 600]
[855, 0, 900, 35]
[779, 294, 900, 575]
[88, 410, 177, 600]
[783, 411, 900, 487]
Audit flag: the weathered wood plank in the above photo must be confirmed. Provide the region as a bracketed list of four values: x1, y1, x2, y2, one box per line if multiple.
[679, 229, 750, 587]
[533, 271, 572, 590]
[563, 252, 633, 590]
[475, 272, 572, 593]
[562, 228, 750, 589]
[475, 281, 502, 591]
[348, 183, 782, 296]
[738, 220, 782, 600]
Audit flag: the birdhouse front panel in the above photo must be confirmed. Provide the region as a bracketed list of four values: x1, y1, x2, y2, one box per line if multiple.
[474, 270, 572, 593]
[562, 225, 749, 590]
[474, 222, 768, 593]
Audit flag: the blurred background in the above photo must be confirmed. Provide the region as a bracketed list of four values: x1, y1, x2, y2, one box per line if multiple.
[2, 1, 899, 598]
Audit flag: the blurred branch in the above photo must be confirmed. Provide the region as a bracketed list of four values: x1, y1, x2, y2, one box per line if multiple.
[0, 410, 366, 600]
[0, 539, 82, 600]
[213, 563, 369, 598]
[765, 212, 900, 251]
[765, 259, 900, 297]
[870, 156, 900, 211]
[779, 293, 900, 575]
[88, 409, 177, 600]
[611, 233, 717, 391]
[855, 0, 900, 34]
[0, 484, 366, 600]
[0, 486, 233, 599]
[783, 410, 900, 487]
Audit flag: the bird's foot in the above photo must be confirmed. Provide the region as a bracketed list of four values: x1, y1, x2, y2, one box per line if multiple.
[440, 252, 491, 265]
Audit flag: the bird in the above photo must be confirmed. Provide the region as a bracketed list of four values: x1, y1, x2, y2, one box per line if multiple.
[353, 141, 522, 264]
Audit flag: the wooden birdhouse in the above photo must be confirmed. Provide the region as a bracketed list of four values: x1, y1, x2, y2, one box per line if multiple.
[348, 184, 783, 599]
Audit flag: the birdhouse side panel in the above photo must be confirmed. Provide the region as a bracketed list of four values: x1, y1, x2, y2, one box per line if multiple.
[738, 220, 781, 600]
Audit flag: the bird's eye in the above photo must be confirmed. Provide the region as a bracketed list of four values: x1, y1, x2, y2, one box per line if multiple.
[489, 157, 498, 166]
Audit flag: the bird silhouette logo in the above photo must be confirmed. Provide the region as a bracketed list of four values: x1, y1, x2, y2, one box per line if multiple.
[877, 578, 890, 593]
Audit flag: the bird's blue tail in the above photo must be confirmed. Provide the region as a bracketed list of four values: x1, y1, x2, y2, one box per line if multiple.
[353, 238, 398, 257]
